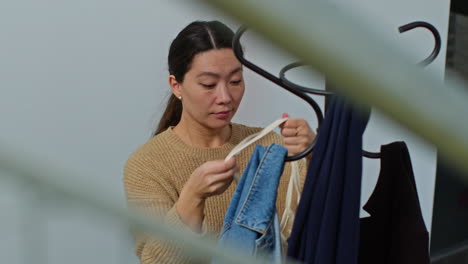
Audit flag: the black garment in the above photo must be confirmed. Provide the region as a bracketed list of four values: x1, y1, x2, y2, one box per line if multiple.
[359, 142, 430, 264]
[287, 97, 370, 264]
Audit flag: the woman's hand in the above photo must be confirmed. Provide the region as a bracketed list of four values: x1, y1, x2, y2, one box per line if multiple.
[176, 157, 237, 231]
[280, 113, 316, 156]
[182, 157, 237, 200]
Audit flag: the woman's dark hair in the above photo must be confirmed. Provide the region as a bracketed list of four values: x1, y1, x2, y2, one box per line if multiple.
[154, 20, 237, 136]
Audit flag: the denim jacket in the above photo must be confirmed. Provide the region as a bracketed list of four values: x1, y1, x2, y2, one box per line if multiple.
[214, 143, 287, 263]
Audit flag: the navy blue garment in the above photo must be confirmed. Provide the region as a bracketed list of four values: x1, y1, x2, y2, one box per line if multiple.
[287, 96, 370, 264]
[214, 143, 287, 263]
[359, 142, 430, 264]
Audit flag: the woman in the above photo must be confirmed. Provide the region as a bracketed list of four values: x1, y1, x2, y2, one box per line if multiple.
[124, 20, 316, 263]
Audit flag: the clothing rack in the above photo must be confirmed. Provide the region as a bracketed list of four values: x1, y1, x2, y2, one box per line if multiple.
[232, 21, 441, 159]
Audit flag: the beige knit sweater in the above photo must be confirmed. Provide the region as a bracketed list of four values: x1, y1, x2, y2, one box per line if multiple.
[123, 123, 306, 263]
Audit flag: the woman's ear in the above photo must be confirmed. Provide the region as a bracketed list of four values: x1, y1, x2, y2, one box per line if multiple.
[169, 75, 182, 99]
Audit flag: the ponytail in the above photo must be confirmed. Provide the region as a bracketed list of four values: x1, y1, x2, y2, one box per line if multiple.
[154, 94, 182, 136]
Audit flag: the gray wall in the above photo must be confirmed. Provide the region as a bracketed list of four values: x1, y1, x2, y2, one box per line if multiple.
[0, 1, 450, 263]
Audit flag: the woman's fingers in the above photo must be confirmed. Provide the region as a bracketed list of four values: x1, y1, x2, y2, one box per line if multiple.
[284, 144, 304, 155]
[282, 118, 304, 129]
[282, 127, 300, 137]
[224, 157, 237, 170]
[279, 115, 316, 155]
[203, 157, 236, 174]
[207, 168, 236, 195]
[284, 137, 309, 147]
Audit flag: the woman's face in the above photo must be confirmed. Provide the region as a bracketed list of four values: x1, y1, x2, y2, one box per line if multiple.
[172, 48, 245, 130]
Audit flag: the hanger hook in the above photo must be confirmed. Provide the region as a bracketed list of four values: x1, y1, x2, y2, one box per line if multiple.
[233, 26, 323, 161]
[361, 21, 442, 159]
[279, 62, 334, 96]
[398, 21, 441, 67]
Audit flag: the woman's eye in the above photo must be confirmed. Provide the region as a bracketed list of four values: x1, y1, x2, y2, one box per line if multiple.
[200, 83, 216, 88]
[230, 80, 242, 85]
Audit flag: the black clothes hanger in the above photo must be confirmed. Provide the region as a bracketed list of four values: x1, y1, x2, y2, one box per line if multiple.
[278, 21, 441, 93]
[398, 21, 441, 66]
[233, 22, 440, 160]
[360, 21, 441, 158]
[233, 26, 323, 161]
[275, 21, 441, 159]
[361, 22, 441, 158]
[233, 26, 374, 160]
[279, 62, 334, 96]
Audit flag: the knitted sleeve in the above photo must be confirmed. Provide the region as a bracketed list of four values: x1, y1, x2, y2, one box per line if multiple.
[123, 156, 208, 264]
[298, 157, 308, 192]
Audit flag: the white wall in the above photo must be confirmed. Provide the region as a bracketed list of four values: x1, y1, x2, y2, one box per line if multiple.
[0, 1, 450, 263]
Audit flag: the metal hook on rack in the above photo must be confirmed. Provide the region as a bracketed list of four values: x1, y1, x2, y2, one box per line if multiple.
[361, 21, 442, 158]
[274, 21, 442, 159]
[279, 62, 333, 96]
[233, 26, 323, 161]
[278, 63, 381, 159]
[398, 21, 441, 67]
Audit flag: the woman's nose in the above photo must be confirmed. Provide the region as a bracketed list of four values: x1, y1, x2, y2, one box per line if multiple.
[216, 85, 232, 104]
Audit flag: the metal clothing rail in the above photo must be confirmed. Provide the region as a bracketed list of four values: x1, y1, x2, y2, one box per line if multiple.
[202, 0, 468, 184]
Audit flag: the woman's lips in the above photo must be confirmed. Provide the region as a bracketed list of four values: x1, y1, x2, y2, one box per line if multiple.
[214, 111, 231, 119]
